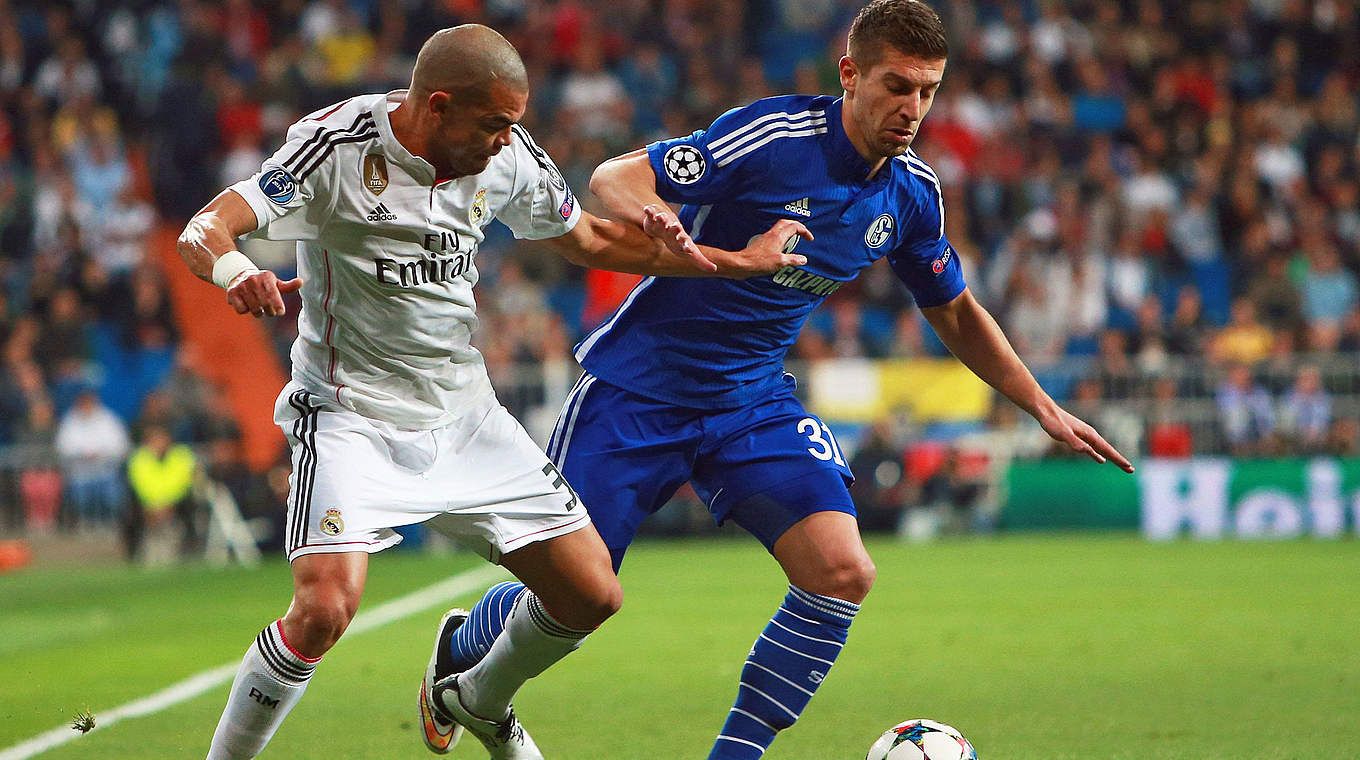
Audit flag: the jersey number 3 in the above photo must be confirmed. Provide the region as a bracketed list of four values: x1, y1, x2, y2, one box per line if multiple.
[798, 418, 845, 466]
[541, 462, 580, 511]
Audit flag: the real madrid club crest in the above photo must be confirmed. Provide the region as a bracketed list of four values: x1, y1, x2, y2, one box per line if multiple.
[471, 188, 488, 225]
[320, 509, 345, 536]
[865, 213, 894, 249]
[362, 154, 388, 196]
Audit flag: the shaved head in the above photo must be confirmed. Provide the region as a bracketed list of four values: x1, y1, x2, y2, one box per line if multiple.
[411, 24, 528, 104]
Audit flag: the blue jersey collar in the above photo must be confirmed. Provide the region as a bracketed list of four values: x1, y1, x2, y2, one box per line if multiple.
[824, 98, 877, 182]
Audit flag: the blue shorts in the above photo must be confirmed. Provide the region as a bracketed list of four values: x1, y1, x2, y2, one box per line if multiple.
[546, 372, 855, 571]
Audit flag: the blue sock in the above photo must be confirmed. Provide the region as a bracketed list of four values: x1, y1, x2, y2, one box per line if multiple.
[447, 581, 526, 671]
[707, 585, 859, 760]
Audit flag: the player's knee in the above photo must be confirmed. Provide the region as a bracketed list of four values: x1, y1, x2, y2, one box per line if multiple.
[289, 587, 360, 654]
[577, 575, 623, 629]
[553, 574, 622, 630]
[818, 555, 876, 604]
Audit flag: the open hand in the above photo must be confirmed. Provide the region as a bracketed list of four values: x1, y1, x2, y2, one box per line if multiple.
[1038, 405, 1135, 473]
[641, 204, 715, 272]
[733, 219, 812, 276]
[226, 271, 303, 318]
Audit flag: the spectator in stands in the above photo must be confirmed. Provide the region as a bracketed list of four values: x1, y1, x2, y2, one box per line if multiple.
[32, 287, 90, 388]
[1216, 364, 1276, 456]
[125, 423, 198, 563]
[33, 36, 101, 107]
[919, 447, 988, 533]
[848, 420, 907, 534]
[1210, 298, 1275, 366]
[1300, 242, 1359, 350]
[1327, 417, 1360, 458]
[92, 186, 156, 277]
[54, 388, 129, 527]
[558, 37, 631, 142]
[1144, 377, 1193, 457]
[1278, 365, 1332, 454]
[1247, 254, 1304, 334]
[1165, 286, 1207, 357]
[1105, 225, 1152, 329]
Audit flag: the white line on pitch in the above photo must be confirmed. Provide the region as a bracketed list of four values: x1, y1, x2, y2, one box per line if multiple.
[0, 564, 509, 760]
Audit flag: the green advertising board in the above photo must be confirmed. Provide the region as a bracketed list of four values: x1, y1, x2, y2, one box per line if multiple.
[1003, 458, 1360, 538]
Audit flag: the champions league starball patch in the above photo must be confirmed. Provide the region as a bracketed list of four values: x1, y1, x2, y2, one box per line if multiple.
[663, 145, 706, 185]
[259, 167, 298, 204]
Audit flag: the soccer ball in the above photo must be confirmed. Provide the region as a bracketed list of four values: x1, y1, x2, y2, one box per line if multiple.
[663, 145, 705, 184]
[866, 719, 977, 760]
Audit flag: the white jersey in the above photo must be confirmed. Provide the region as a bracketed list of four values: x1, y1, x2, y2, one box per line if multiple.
[231, 91, 580, 429]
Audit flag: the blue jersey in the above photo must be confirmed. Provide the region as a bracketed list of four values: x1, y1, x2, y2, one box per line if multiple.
[575, 94, 965, 410]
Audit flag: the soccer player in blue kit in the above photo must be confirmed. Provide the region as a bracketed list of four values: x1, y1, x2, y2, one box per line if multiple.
[427, 1, 1133, 757]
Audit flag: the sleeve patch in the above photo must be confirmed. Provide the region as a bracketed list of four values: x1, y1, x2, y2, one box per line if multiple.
[258, 167, 298, 205]
[932, 246, 954, 273]
[662, 145, 706, 184]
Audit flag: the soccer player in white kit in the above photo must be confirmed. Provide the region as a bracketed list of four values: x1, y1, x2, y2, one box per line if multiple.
[177, 25, 811, 760]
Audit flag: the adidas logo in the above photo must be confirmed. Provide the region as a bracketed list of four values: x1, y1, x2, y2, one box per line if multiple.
[784, 197, 811, 217]
[367, 203, 397, 222]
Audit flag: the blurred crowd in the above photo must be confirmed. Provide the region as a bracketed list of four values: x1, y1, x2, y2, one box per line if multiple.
[0, 0, 1358, 544]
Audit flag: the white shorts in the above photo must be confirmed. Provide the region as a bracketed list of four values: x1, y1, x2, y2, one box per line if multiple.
[274, 381, 590, 562]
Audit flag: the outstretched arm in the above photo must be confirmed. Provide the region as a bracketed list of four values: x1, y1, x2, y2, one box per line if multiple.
[589, 149, 719, 264]
[178, 189, 302, 318]
[920, 287, 1134, 472]
[590, 149, 668, 227]
[546, 209, 809, 278]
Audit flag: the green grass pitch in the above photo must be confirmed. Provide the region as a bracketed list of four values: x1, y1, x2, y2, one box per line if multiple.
[2, 534, 1358, 759]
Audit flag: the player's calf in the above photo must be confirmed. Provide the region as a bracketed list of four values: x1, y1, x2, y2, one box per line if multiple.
[205, 554, 365, 758]
[281, 553, 367, 656]
[205, 620, 322, 760]
[707, 585, 861, 760]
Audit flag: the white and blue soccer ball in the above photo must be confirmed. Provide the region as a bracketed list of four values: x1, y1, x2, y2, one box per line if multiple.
[866, 719, 977, 760]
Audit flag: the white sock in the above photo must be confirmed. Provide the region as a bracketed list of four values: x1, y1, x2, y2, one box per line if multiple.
[205, 621, 320, 759]
[455, 592, 590, 719]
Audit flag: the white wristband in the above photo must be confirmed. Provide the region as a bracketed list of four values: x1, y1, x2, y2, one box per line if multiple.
[212, 251, 261, 290]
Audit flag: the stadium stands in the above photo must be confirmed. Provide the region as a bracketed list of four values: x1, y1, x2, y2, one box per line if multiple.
[0, 0, 1357, 543]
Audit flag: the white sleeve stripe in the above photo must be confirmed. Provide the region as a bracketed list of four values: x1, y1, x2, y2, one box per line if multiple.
[906, 149, 939, 181]
[706, 108, 826, 152]
[710, 114, 827, 162]
[899, 157, 945, 240]
[715, 127, 828, 167]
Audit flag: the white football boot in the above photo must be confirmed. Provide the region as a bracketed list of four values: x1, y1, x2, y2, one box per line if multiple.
[418, 608, 468, 753]
[432, 673, 544, 760]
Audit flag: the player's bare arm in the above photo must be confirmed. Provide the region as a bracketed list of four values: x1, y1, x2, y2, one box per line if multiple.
[920, 287, 1134, 473]
[590, 148, 709, 260]
[177, 189, 302, 319]
[546, 209, 811, 279]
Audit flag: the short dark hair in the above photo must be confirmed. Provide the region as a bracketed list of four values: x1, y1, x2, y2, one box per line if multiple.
[848, 0, 949, 68]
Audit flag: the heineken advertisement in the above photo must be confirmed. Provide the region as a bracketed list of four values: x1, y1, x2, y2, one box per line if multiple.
[1002, 458, 1360, 538]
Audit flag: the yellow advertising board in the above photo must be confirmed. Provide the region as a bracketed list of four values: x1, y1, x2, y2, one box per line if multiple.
[807, 358, 992, 423]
